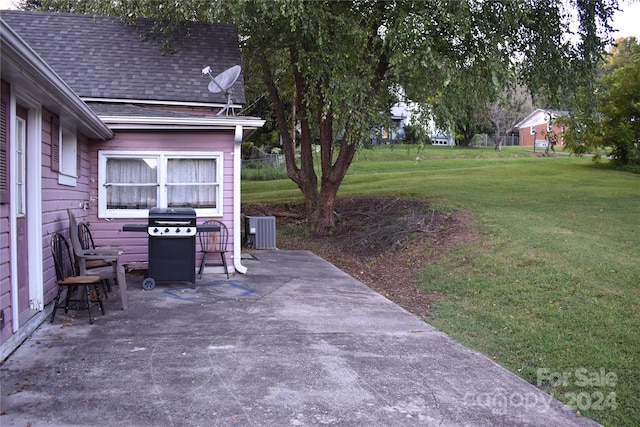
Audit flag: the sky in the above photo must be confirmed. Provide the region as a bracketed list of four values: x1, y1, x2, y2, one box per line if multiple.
[1, 0, 639, 39]
[610, 1, 640, 39]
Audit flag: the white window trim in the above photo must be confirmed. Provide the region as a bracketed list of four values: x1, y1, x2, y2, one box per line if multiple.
[58, 127, 78, 187]
[98, 150, 224, 219]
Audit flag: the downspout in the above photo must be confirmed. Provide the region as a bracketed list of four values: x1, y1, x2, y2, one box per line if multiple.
[233, 125, 247, 274]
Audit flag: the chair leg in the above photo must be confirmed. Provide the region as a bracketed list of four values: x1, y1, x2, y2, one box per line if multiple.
[116, 263, 128, 311]
[198, 252, 207, 279]
[99, 280, 109, 299]
[84, 285, 94, 324]
[220, 253, 229, 279]
[50, 286, 63, 323]
[64, 285, 76, 314]
[93, 284, 106, 316]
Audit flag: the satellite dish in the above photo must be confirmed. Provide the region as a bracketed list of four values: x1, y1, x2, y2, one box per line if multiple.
[207, 65, 241, 93]
[202, 65, 241, 116]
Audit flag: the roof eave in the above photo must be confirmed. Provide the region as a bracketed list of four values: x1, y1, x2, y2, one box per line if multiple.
[100, 115, 265, 131]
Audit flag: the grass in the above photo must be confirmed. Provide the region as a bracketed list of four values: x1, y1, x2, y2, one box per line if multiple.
[242, 144, 640, 426]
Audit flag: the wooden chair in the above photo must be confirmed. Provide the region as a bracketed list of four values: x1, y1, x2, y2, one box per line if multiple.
[78, 221, 114, 294]
[67, 209, 128, 310]
[198, 220, 229, 279]
[50, 232, 104, 324]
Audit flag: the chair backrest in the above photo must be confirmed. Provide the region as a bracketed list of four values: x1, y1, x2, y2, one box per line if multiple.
[51, 232, 76, 280]
[199, 220, 228, 252]
[67, 208, 85, 256]
[78, 222, 96, 250]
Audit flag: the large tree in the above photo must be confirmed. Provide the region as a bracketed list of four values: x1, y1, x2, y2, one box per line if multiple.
[560, 37, 640, 165]
[487, 85, 534, 151]
[26, 0, 619, 234]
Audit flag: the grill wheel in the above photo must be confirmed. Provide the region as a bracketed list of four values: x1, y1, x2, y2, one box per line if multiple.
[142, 277, 156, 290]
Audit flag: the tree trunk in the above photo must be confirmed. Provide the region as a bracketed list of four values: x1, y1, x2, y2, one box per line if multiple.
[310, 108, 358, 235]
[257, 37, 383, 236]
[313, 182, 338, 235]
[459, 131, 475, 147]
[494, 131, 504, 151]
[258, 49, 320, 217]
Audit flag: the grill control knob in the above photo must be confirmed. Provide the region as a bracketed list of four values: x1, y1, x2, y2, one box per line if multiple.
[165, 228, 170, 233]
[176, 228, 181, 233]
[186, 228, 192, 233]
[153, 228, 159, 233]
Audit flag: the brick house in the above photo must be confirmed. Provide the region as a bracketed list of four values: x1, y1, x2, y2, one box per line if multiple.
[516, 108, 569, 150]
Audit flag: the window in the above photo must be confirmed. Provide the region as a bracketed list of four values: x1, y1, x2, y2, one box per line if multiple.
[58, 128, 78, 186]
[15, 117, 26, 217]
[98, 151, 223, 218]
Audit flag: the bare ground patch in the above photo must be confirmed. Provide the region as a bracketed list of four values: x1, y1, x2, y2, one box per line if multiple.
[244, 197, 477, 319]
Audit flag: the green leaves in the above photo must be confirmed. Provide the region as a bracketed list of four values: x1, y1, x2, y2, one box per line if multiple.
[563, 37, 640, 166]
[28, 0, 622, 226]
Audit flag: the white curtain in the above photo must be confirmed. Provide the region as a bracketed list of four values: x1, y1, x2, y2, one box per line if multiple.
[106, 158, 157, 209]
[167, 159, 217, 208]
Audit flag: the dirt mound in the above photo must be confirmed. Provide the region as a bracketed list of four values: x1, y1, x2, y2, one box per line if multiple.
[244, 197, 475, 319]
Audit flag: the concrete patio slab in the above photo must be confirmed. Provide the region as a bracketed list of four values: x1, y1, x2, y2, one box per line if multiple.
[0, 250, 600, 426]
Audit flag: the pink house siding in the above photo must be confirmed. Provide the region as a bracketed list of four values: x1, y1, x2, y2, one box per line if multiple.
[0, 203, 11, 344]
[82, 130, 237, 268]
[1, 80, 12, 343]
[2, 12, 263, 358]
[1, 106, 97, 345]
[40, 110, 96, 306]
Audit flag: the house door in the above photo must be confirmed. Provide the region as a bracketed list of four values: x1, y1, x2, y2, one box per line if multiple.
[15, 105, 31, 323]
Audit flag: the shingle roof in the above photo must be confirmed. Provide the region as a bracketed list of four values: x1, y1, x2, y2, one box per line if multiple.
[1, 11, 245, 106]
[516, 108, 571, 129]
[86, 102, 211, 118]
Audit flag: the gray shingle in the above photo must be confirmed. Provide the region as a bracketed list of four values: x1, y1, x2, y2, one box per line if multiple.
[1, 11, 246, 105]
[86, 102, 212, 118]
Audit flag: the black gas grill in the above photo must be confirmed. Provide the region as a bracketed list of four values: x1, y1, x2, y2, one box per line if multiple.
[143, 207, 197, 290]
[123, 208, 222, 290]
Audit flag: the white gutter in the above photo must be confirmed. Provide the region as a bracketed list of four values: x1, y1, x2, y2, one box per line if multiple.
[233, 124, 248, 274]
[100, 115, 265, 130]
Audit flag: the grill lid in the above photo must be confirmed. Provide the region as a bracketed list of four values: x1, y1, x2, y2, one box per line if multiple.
[149, 207, 196, 222]
[148, 207, 197, 236]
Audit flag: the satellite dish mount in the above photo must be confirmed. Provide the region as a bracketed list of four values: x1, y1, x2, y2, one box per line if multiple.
[202, 65, 241, 116]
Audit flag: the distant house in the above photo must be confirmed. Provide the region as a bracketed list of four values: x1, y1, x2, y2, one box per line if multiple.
[0, 11, 263, 359]
[383, 99, 454, 146]
[387, 103, 410, 141]
[516, 108, 568, 149]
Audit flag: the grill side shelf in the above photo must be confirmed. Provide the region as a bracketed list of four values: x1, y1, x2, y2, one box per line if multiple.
[122, 224, 148, 232]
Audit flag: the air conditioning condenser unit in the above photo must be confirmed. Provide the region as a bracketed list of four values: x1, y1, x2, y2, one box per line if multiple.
[245, 216, 276, 249]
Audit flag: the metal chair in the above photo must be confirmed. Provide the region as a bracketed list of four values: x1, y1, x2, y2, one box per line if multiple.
[50, 232, 104, 324]
[198, 220, 229, 279]
[67, 209, 128, 310]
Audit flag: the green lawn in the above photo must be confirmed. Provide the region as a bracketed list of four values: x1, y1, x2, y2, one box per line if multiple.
[242, 144, 640, 426]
